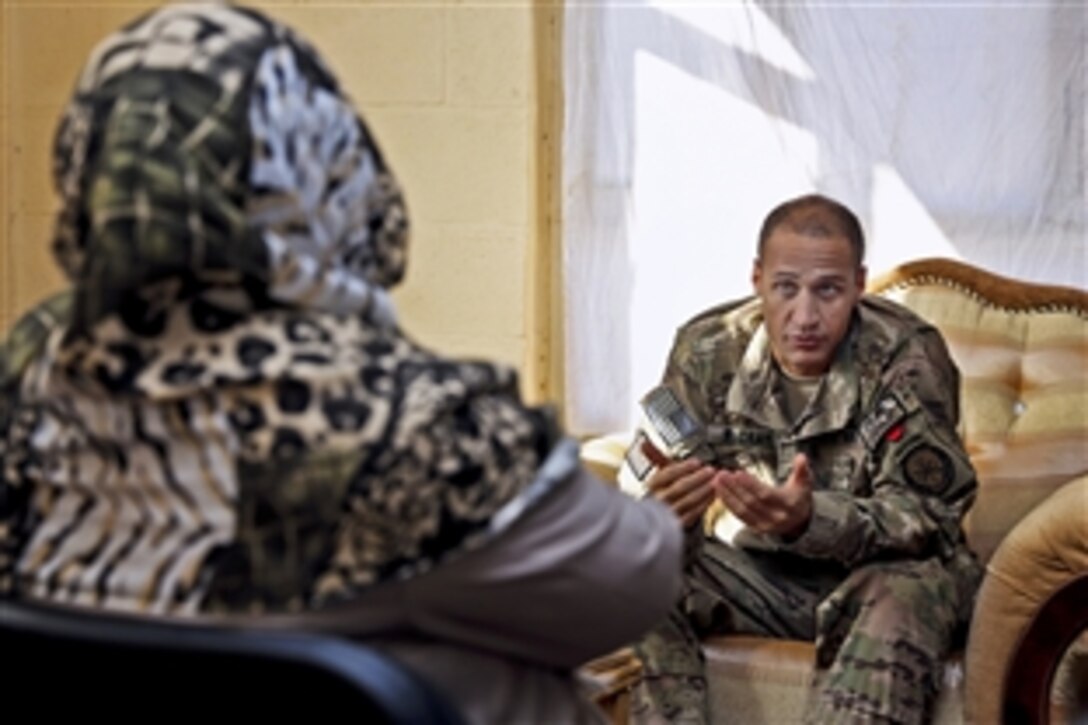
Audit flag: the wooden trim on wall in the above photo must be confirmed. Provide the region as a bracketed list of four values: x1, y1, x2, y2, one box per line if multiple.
[526, 0, 564, 410]
[1, 1, 10, 334]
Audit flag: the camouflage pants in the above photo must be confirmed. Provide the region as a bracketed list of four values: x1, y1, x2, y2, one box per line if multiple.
[630, 538, 971, 724]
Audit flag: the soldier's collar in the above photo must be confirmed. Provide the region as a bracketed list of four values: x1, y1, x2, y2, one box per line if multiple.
[726, 324, 789, 429]
[727, 317, 860, 437]
[792, 326, 859, 439]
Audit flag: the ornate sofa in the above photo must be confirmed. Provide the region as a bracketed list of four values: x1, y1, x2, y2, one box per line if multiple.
[580, 258, 1088, 723]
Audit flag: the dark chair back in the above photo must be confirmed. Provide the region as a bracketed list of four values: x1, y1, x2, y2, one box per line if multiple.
[1, 599, 465, 722]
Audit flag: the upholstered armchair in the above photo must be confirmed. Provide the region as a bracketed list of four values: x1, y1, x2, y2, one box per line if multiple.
[581, 258, 1087, 724]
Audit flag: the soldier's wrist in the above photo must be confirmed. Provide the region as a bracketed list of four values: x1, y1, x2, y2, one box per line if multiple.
[780, 500, 813, 542]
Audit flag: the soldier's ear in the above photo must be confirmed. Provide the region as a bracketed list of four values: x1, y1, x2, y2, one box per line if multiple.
[751, 258, 763, 291]
[855, 264, 868, 293]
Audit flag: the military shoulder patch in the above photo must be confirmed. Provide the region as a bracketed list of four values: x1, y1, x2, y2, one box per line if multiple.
[903, 444, 954, 493]
[859, 394, 908, 450]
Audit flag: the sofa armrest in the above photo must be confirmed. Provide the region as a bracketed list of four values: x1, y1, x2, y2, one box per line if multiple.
[964, 476, 1088, 725]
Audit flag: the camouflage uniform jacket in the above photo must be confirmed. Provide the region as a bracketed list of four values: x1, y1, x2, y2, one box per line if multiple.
[661, 294, 982, 579]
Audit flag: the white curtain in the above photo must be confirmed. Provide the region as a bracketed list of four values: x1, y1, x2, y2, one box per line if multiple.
[562, 0, 1086, 435]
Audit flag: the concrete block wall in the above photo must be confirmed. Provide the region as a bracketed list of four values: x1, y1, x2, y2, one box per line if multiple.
[1, 0, 560, 402]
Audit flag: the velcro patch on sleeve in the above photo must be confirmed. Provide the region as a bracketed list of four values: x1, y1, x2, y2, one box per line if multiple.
[902, 444, 955, 493]
[859, 394, 908, 451]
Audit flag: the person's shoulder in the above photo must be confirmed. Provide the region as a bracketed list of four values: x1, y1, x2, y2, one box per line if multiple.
[666, 296, 761, 375]
[856, 294, 945, 352]
[856, 294, 958, 382]
[674, 296, 761, 345]
[0, 292, 73, 392]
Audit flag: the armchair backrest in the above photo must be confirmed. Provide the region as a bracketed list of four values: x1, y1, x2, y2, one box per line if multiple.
[869, 258, 1088, 563]
[1, 599, 465, 722]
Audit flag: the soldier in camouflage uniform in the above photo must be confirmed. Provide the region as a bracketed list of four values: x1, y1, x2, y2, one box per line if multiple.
[624, 195, 983, 724]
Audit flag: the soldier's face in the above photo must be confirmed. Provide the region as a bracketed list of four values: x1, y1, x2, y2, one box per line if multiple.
[752, 230, 866, 378]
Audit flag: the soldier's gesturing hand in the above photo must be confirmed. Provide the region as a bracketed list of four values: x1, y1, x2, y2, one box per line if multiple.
[647, 458, 717, 529]
[711, 453, 814, 539]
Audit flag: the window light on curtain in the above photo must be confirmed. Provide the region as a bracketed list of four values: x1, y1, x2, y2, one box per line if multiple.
[561, 1, 1086, 435]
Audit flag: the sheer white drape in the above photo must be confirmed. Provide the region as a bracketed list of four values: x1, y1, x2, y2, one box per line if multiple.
[562, 1, 1086, 435]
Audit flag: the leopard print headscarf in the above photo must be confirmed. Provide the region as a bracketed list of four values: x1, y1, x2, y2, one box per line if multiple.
[53, 2, 404, 346]
[0, 3, 558, 616]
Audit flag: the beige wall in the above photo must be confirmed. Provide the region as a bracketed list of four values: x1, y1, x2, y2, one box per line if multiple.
[0, 0, 561, 403]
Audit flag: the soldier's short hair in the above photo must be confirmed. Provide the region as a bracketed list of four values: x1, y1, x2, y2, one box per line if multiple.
[758, 194, 865, 266]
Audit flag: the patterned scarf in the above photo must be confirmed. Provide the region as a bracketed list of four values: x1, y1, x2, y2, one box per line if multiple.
[0, 3, 557, 616]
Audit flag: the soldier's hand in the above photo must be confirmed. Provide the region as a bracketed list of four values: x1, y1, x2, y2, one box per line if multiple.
[646, 458, 716, 529]
[711, 453, 813, 538]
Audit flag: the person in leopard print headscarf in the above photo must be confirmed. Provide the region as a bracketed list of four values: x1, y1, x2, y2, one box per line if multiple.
[0, 4, 682, 721]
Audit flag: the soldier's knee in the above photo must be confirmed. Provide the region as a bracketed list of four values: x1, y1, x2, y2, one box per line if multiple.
[842, 559, 958, 637]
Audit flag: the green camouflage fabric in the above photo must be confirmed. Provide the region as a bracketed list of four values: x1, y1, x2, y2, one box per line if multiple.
[0, 3, 557, 617]
[629, 295, 983, 724]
